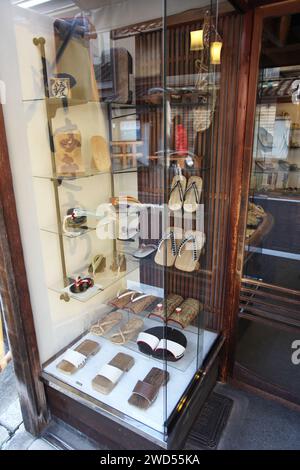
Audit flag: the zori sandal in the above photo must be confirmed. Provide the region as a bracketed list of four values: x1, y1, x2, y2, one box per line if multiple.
[90, 311, 123, 336]
[154, 227, 183, 267]
[168, 175, 187, 211]
[91, 135, 111, 173]
[88, 254, 106, 276]
[92, 353, 134, 395]
[148, 294, 183, 322]
[168, 298, 201, 329]
[56, 340, 100, 375]
[128, 367, 170, 410]
[108, 289, 139, 309]
[174, 230, 206, 272]
[124, 293, 158, 315]
[183, 176, 203, 213]
[109, 317, 144, 345]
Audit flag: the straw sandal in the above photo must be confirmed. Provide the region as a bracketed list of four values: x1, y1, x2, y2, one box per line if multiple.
[128, 367, 169, 410]
[90, 311, 123, 336]
[91, 135, 111, 172]
[56, 340, 100, 375]
[108, 289, 139, 309]
[88, 254, 106, 276]
[183, 176, 202, 213]
[174, 230, 206, 272]
[148, 294, 183, 322]
[92, 353, 134, 395]
[124, 293, 158, 315]
[168, 298, 201, 329]
[109, 317, 144, 345]
[168, 175, 187, 211]
[154, 227, 183, 267]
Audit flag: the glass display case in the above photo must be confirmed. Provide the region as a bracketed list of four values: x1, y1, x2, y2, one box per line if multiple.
[0, 0, 238, 449]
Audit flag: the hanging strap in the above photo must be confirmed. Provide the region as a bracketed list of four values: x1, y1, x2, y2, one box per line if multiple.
[177, 235, 198, 261]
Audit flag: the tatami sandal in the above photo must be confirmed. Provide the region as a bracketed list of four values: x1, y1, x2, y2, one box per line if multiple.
[92, 353, 134, 395]
[125, 293, 158, 315]
[174, 230, 206, 272]
[137, 326, 187, 362]
[168, 175, 187, 211]
[154, 227, 183, 267]
[91, 136, 111, 173]
[88, 254, 106, 276]
[90, 311, 123, 336]
[108, 289, 139, 309]
[109, 317, 144, 345]
[148, 294, 183, 322]
[168, 298, 202, 329]
[128, 367, 170, 410]
[56, 340, 100, 375]
[183, 176, 203, 213]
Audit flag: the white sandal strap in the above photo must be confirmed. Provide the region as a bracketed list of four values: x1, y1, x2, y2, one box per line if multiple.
[137, 332, 160, 350]
[156, 339, 185, 359]
[97, 364, 123, 384]
[63, 349, 87, 368]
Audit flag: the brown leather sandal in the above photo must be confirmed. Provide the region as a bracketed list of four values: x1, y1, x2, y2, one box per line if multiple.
[128, 367, 170, 410]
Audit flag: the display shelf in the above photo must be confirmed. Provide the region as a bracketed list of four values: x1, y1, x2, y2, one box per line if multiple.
[43, 328, 218, 435]
[40, 224, 96, 238]
[33, 166, 138, 181]
[48, 252, 140, 302]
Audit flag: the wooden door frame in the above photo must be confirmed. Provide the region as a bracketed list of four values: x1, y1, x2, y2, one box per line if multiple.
[222, 0, 300, 380]
[0, 105, 48, 435]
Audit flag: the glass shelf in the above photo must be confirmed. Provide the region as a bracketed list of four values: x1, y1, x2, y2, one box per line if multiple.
[33, 166, 138, 182]
[48, 252, 140, 302]
[40, 224, 96, 238]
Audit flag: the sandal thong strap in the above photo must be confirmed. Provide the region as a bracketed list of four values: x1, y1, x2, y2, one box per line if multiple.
[157, 231, 177, 256]
[184, 181, 200, 204]
[169, 180, 184, 202]
[177, 235, 198, 261]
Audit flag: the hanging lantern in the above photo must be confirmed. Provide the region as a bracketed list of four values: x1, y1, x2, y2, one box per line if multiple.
[190, 30, 204, 51]
[210, 41, 222, 65]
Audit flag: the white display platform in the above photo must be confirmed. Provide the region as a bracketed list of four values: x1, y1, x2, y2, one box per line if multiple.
[44, 328, 218, 434]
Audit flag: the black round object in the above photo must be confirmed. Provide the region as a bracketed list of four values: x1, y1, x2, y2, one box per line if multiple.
[70, 277, 94, 294]
[137, 326, 187, 362]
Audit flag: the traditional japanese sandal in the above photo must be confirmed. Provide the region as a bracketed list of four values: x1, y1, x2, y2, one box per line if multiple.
[108, 289, 139, 309]
[248, 202, 265, 217]
[154, 227, 183, 267]
[91, 135, 111, 173]
[148, 294, 183, 322]
[137, 326, 187, 362]
[92, 353, 134, 395]
[110, 317, 144, 345]
[128, 367, 170, 410]
[174, 230, 206, 272]
[183, 176, 203, 213]
[90, 311, 123, 336]
[168, 175, 187, 211]
[247, 212, 260, 228]
[88, 254, 106, 276]
[125, 293, 158, 315]
[168, 298, 201, 329]
[56, 340, 100, 375]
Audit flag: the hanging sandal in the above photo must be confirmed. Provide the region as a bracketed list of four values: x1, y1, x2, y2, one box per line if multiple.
[128, 367, 170, 410]
[168, 175, 187, 211]
[154, 227, 182, 267]
[88, 254, 106, 276]
[92, 353, 134, 395]
[174, 230, 206, 272]
[109, 317, 144, 345]
[56, 339, 100, 375]
[183, 176, 203, 213]
[90, 310, 123, 336]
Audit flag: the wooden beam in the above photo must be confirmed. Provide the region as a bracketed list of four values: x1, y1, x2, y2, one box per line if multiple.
[0, 104, 48, 435]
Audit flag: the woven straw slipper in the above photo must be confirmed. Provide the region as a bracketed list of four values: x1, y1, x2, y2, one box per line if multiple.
[148, 294, 183, 322]
[90, 310, 123, 336]
[175, 230, 206, 272]
[109, 317, 144, 345]
[183, 176, 202, 213]
[168, 298, 202, 329]
[154, 227, 183, 267]
[168, 175, 187, 211]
